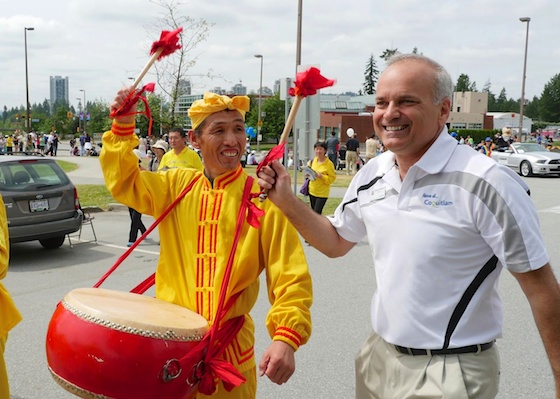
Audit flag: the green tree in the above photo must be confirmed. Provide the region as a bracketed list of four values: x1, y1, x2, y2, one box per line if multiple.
[86, 100, 111, 135]
[380, 48, 399, 61]
[455, 74, 477, 92]
[362, 54, 379, 95]
[538, 73, 560, 122]
[524, 96, 540, 119]
[495, 88, 508, 111]
[482, 80, 497, 111]
[245, 94, 286, 143]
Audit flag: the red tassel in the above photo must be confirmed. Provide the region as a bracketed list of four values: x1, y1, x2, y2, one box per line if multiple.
[288, 67, 335, 98]
[150, 27, 183, 60]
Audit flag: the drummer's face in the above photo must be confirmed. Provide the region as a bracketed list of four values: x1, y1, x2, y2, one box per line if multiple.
[189, 110, 246, 180]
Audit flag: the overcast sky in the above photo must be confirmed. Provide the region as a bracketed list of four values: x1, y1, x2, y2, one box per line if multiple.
[1, 0, 559, 110]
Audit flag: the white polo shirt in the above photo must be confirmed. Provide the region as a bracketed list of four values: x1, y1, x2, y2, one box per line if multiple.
[329, 129, 549, 349]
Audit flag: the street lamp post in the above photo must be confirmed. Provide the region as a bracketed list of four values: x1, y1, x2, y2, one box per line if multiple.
[76, 98, 82, 134]
[24, 27, 35, 133]
[254, 54, 263, 152]
[79, 89, 87, 134]
[518, 17, 531, 142]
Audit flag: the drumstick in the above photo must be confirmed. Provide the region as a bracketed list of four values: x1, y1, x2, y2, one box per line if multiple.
[131, 48, 164, 89]
[278, 95, 302, 144]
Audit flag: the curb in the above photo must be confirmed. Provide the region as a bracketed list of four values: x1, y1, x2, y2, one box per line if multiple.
[107, 203, 129, 212]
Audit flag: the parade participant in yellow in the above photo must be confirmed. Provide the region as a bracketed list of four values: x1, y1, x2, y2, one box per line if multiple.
[100, 90, 312, 399]
[0, 196, 22, 399]
[307, 141, 336, 215]
[158, 127, 203, 171]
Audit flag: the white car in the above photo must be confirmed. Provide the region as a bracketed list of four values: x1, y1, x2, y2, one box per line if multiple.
[492, 143, 560, 177]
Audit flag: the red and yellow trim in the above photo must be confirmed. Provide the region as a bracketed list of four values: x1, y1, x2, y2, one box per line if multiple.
[274, 327, 303, 351]
[111, 120, 135, 136]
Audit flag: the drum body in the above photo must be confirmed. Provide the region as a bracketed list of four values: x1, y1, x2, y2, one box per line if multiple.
[46, 288, 209, 399]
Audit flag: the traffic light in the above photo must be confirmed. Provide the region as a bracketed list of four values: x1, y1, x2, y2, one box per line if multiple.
[67, 111, 73, 119]
[15, 114, 19, 120]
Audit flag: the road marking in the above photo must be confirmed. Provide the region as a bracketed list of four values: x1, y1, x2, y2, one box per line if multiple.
[72, 240, 161, 256]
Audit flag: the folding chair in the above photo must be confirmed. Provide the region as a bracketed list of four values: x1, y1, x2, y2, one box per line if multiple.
[67, 210, 98, 247]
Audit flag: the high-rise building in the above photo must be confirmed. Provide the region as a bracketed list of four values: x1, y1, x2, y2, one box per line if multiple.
[231, 83, 247, 96]
[49, 76, 69, 111]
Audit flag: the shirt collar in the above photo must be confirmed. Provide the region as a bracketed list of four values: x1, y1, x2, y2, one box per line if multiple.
[414, 126, 457, 175]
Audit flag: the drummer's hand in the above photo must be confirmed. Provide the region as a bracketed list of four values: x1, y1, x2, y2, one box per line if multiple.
[257, 160, 293, 209]
[110, 86, 137, 125]
[258, 341, 296, 385]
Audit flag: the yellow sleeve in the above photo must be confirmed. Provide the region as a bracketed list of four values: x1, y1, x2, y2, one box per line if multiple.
[100, 121, 194, 217]
[262, 203, 313, 351]
[0, 195, 21, 337]
[320, 159, 336, 186]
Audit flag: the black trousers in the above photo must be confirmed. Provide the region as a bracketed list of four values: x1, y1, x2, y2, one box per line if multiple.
[128, 208, 147, 242]
[309, 195, 328, 215]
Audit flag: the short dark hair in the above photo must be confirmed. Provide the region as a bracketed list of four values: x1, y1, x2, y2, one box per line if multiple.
[169, 127, 186, 137]
[314, 141, 327, 150]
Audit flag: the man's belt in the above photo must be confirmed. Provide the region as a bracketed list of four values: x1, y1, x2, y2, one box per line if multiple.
[394, 341, 494, 356]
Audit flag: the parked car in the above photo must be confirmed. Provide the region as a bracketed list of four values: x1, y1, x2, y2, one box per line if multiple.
[491, 142, 560, 177]
[0, 156, 83, 249]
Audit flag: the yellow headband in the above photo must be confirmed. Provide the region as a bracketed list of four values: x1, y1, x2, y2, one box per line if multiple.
[188, 92, 250, 130]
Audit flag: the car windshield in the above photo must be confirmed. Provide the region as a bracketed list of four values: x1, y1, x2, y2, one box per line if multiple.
[0, 160, 69, 190]
[513, 143, 545, 153]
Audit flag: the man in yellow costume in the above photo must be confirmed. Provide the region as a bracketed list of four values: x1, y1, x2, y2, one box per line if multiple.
[0, 196, 22, 398]
[158, 126, 204, 171]
[100, 89, 312, 398]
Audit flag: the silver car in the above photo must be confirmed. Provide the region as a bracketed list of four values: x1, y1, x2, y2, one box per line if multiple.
[0, 156, 83, 249]
[491, 143, 560, 177]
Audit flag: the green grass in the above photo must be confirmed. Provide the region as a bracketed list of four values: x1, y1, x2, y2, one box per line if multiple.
[75, 185, 115, 209]
[55, 159, 79, 173]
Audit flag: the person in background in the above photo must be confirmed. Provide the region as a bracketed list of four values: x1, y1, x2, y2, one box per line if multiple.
[148, 140, 168, 172]
[345, 130, 360, 175]
[307, 141, 336, 214]
[158, 127, 203, 171]
[101, 89, 312, 398]
[258, 53, 560, 398]
[247, 150, 258, 165]
[127, 149, 148, 247]
[364, 133, 381, 164]
[479, 136, 494, 157]
[6, 135, 13, 155]
[0, 196, 22, 398]
[325, 131, 340, 168]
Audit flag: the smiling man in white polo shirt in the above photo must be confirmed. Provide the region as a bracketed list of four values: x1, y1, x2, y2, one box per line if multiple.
[258, 53, 560, 398]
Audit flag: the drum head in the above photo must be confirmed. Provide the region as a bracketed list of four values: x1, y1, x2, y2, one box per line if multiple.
[63, 288, 208, 338]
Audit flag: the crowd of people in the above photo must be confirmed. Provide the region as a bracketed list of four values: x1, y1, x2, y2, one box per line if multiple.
[0, 130, 60, 156]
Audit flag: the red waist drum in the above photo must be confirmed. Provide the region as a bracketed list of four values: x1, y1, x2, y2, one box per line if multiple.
[46, 287, 209, 399]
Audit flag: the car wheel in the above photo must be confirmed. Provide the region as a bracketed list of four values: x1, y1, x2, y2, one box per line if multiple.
[39, 236, 66, 249]
[520, 161, 533, 177]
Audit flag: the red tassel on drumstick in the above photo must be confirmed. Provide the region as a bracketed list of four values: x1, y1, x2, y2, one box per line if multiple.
[109, 27, 183, 134]
[256, 67, 335, 201]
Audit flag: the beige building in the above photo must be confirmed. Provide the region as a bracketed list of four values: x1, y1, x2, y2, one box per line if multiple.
[447, 91, 493, 130]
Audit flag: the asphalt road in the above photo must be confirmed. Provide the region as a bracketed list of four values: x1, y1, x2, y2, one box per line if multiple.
[3, 146, 560, 398]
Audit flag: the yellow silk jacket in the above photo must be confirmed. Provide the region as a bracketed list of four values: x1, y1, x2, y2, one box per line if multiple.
[0, 195, 21, 338]
[101, 123, 312, 373]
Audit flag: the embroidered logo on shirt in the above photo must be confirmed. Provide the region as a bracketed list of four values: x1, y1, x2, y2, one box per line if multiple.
[422, 193, 453, 208]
